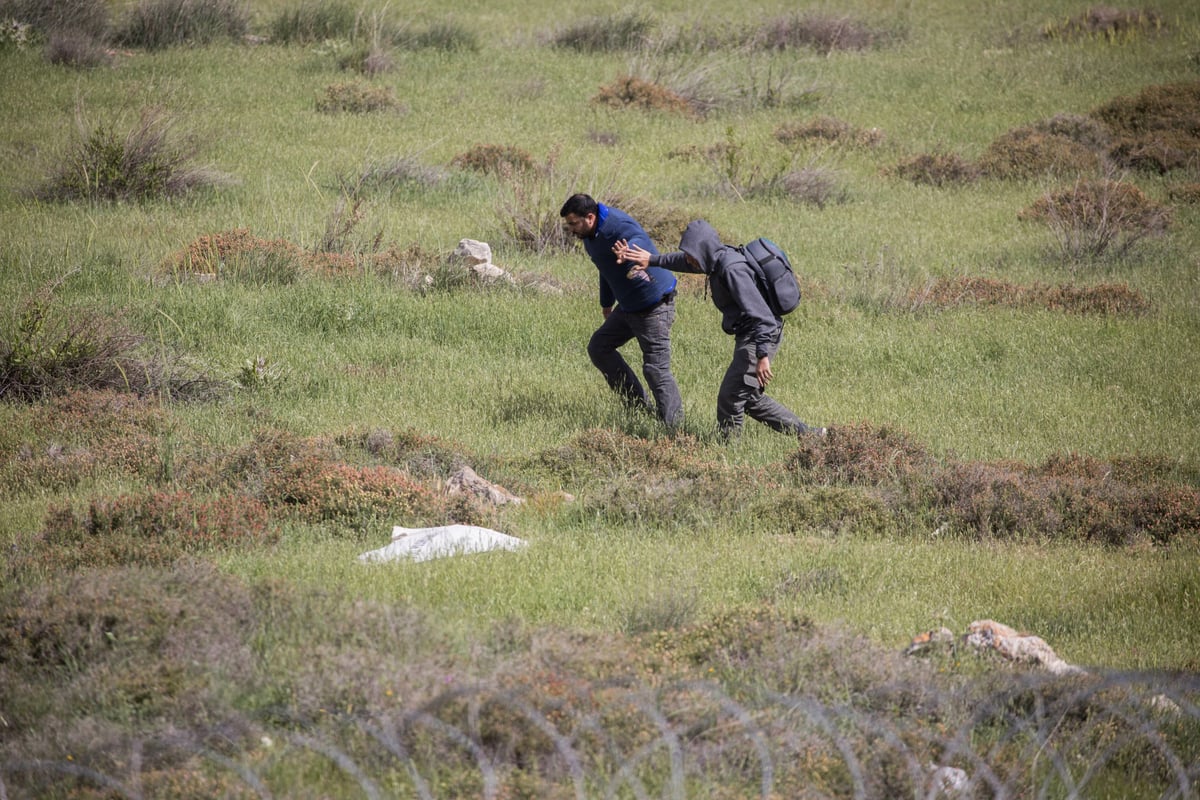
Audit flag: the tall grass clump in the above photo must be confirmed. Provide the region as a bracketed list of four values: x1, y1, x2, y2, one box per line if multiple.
[43, 25, 110, 66]
[550, 11, 654, 52]
[393, 20, 477, 52]
[268, 0, 352, 43]
[0, 0, 109, 41]
[112, 0, 247, 49]
[33, 105, 229, 203]
[1042, 6, 1166, 42]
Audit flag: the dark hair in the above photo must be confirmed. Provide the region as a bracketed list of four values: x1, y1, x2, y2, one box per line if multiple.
[560, 193, 598, 218]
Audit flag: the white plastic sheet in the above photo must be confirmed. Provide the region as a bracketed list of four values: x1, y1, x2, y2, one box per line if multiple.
[357, 524, 527, 564]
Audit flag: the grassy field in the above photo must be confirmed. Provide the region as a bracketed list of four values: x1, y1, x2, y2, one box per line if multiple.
[2, 0, 1199, 796]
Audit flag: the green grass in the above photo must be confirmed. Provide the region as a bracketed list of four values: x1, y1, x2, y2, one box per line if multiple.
[3, 0, 1200, 795]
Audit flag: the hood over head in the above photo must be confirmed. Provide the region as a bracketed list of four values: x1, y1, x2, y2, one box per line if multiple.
[678, 219, 723, 274]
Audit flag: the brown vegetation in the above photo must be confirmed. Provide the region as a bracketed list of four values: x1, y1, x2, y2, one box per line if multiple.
[886, 151, 980, 187]
[1019, 178, 1172, 259]
[910, 276, 1151, 315]
[591, 75, 697, 117]
[1092, 81, 1200, 174]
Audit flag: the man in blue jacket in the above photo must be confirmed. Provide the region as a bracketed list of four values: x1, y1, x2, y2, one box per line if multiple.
[615, 219, 824, 438]
[560, 193, 683, 428]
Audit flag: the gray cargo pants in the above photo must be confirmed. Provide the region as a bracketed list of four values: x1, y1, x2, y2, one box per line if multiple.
[717, 326, 812, 436]
[587, 295, 683, 427]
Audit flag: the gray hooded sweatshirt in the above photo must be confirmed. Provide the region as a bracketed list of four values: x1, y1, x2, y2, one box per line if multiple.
[649, 219, 782, 359]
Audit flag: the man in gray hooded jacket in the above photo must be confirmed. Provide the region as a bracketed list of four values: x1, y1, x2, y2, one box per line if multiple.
[615, 219, 824, 438]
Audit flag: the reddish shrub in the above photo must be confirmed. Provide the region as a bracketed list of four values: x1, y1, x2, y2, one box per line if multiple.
[978, 129, 1101, 180]
[909, 276, 1150, 315]
[1092, 81, 1200, 173]
[788, 423, 936, 487]
[450, 143, 536, 175]
[1019, 178, 1171, 258]
[30, 490, 273, 571]
[775, 116, 883, 148]
[591, 76, 697, 117]
[263, 456, 441, 528]
[887, 152, 980, 187]
[0, 390, 167, 493]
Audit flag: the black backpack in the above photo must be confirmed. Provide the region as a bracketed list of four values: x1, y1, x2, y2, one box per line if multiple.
[739, 237, 801, 317]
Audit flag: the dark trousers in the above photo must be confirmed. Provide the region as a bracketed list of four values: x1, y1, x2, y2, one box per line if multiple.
[717, 326, 810, 435]
[587, 298, 683, 427]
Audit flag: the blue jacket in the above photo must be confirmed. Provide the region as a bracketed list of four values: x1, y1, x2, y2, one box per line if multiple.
[582, 204, 677, 311]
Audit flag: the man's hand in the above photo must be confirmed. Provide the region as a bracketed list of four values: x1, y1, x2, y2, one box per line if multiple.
[755, 356, 773, 388]
[613, 239, 652, 274]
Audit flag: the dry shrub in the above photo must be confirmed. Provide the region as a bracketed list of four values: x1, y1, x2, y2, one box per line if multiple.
[1109, 129, 1200, 174]
[159, 228, 420, 283]
[788, 422, 937, 487]
[315, 80, 403, 114]
[978, 128, 1102, 180]
[930, 459, 1200, 545]
[1092, 81, 1200, 174]
[591, 75, 698, 118]
[1042, 6, 1166, 41]
[909, 276, 1150, 315]
[29, 489, 273, 571]
[749, 13, 880, 53]
[353, 426, 467, 478]
[779, 167, 846, 208]
[774, 115, 884, 148]
[1019, 178, 1172, 259]
[0, 390, 166, 494]
[1167, 182, 1200, 203]
[1030, 112, 1113, 151]
[787, 422, 1200, 545]
[263, 456, 442, 530]
[450, 143, 535, 175]
[0, 561, 257, 756]
[887, 151, 980, 187]
[44, 26, 110, 66]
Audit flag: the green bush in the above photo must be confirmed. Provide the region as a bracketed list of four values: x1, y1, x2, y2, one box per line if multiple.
[34, 106, 227, 202]
[315, 80, 403, 114]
